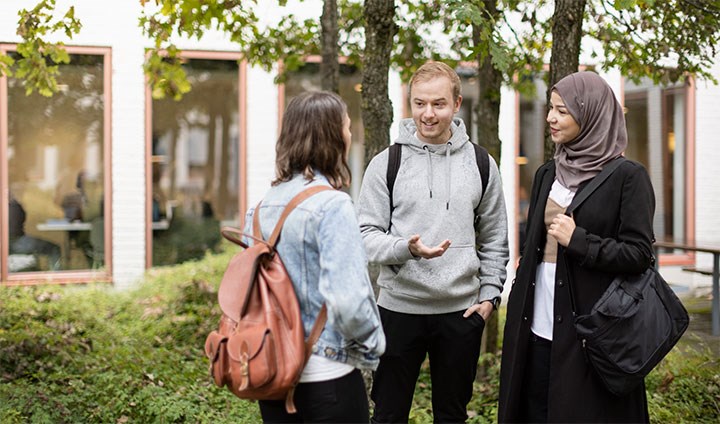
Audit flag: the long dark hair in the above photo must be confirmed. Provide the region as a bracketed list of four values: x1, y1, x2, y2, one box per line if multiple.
[273, 91, 351, 189]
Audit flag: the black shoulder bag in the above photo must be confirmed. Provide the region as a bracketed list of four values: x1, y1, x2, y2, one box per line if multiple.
[564, 157, 689, 396]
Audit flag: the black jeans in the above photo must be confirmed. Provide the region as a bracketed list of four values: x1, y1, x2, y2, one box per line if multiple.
[259, 369, 369, 423]
[371, 307, 485, 424]
[519, 333, 552, 423]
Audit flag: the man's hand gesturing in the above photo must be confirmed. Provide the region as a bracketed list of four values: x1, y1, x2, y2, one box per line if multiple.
[408, 234, 451, 259]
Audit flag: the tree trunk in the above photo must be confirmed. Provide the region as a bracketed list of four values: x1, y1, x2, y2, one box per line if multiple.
[361, 0, 397, 167]
[473, 1, 502, 164]
[545, 0, 587, 160]
[320, 0, 339, 93]
[473, 0, 503, 373]
[361, 0, 396, 400]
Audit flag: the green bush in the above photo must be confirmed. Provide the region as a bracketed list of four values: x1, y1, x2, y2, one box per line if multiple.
[0, 246, 260, 423]
[645, 341, 720, 423]
[153, 215, 222, 266]
[1, 247, 718, 423]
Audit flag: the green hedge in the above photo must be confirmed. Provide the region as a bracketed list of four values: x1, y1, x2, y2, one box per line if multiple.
[1, 247, 718, 423]
[0, 247, 260, 423]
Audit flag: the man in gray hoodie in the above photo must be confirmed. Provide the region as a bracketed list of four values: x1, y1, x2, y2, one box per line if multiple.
[357, 61, 509, 423]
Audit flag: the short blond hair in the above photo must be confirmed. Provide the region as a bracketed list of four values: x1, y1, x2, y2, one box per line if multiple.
[409, 61, 461, 102]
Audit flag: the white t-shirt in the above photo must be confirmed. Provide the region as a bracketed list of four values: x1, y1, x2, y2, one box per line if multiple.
[299, 354, 354, 383]
[531, 180, 575, 341]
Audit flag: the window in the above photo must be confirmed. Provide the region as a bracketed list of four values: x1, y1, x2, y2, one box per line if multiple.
[282, 62, 364, 199]
[148, 55, 243, 267]
[624, 78, 693, 246]
[2, 48, 110, 281]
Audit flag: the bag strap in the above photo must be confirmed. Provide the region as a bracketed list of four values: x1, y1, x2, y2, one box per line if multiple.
[284, 303, 329, 413]
[267, 185, 333, 247]
[220, 185, 333, 248]
[473, 143, 490, 203]
[565, 156, 625, 216]
[563, 156, 625, 316]
[386, 143, 402, 214]
[220, 226, 251, 248]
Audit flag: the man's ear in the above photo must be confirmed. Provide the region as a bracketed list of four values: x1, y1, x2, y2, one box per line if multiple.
[454, 95, 463, 113]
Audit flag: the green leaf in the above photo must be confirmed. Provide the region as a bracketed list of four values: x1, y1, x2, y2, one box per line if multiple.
[614, 0, 637, 10]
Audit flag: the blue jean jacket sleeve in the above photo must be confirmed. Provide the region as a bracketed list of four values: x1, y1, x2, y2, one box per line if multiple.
[317, 196, 386, 356]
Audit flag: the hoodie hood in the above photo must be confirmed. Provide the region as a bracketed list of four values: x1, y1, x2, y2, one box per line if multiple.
[395, 117, 470, 209]
[395, 117, 470, 152]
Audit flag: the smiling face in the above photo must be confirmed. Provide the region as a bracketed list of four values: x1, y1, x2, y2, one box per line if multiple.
[547, 90, 581, 145]
[410, 76, 462, 145]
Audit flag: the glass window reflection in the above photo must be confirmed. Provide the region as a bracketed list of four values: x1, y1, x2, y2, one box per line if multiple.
[625, 79, 688, 243]
[151, 58, 239, 266]
[7, 53, 106, 272]
[283, 63, 365, 199]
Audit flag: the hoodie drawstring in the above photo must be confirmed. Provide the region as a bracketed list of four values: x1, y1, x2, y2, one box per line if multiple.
[423, 143, 453, 210]
[423, 145, 433, 199]
[446, 142, 452, 210]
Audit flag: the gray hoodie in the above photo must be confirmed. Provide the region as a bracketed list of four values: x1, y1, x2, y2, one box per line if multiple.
[357, 117, 509, 314]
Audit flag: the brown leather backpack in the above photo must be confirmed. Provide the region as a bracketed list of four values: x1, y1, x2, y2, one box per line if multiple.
[204, 186, 331, 413]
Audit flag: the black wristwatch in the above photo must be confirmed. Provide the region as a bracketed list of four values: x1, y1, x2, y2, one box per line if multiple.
[484, 297, 501, 310]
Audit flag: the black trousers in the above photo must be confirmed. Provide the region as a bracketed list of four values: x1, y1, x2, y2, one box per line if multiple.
[371, 307, 485, 424]
[259, 369, 369, 423]
[519, 333, 552, 423]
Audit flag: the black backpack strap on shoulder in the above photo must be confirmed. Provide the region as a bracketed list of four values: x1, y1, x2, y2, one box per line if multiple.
[387, 142, 490, 209]
[386, 143, 402, 213]
[472, 143, 490, 202]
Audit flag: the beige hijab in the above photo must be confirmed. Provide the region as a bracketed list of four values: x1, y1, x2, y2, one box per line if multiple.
[552, 71, 627, 191]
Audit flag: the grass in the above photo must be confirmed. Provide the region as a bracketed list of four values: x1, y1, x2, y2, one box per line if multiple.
[1, 246, 718, 423]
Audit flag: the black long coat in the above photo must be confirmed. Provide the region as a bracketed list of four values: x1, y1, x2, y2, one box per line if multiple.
[499, 159, 655, 423]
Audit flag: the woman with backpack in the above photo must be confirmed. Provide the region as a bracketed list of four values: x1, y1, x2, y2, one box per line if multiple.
[244, 91, 385, 423]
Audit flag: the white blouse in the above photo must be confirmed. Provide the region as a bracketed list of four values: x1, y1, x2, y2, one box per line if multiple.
[531, 180, 575, 341]
[299, 354, 354, 383]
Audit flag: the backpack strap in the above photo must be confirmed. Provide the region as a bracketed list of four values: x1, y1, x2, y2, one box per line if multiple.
[220, 226, 251, 248]
[265, 185, 334, 247]
[286, 302, 328, 412]
[386, 143, 402, 214]
[473, 143, 490, 203]
[386, 141, 491, 211]
[222, 186, 333, 248]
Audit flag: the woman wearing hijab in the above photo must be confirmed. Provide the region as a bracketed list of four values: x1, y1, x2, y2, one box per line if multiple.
[498, 71, 655, 423]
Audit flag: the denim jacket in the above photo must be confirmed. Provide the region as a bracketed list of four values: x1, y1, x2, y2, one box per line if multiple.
[242, 173, 385, 370]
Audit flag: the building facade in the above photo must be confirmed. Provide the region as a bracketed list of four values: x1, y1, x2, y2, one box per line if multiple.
[1, 1, 719, 293]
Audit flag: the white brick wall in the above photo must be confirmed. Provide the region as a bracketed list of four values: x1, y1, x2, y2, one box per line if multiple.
[499, 85, 518, 297]
[688, 62, 720, 287]
[2, 1, 719, 290]
[246, 66, 279, 209]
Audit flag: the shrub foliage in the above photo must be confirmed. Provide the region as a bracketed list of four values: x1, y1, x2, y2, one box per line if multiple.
[1, 247, 718, 423]
[0, 248, 260, 423]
